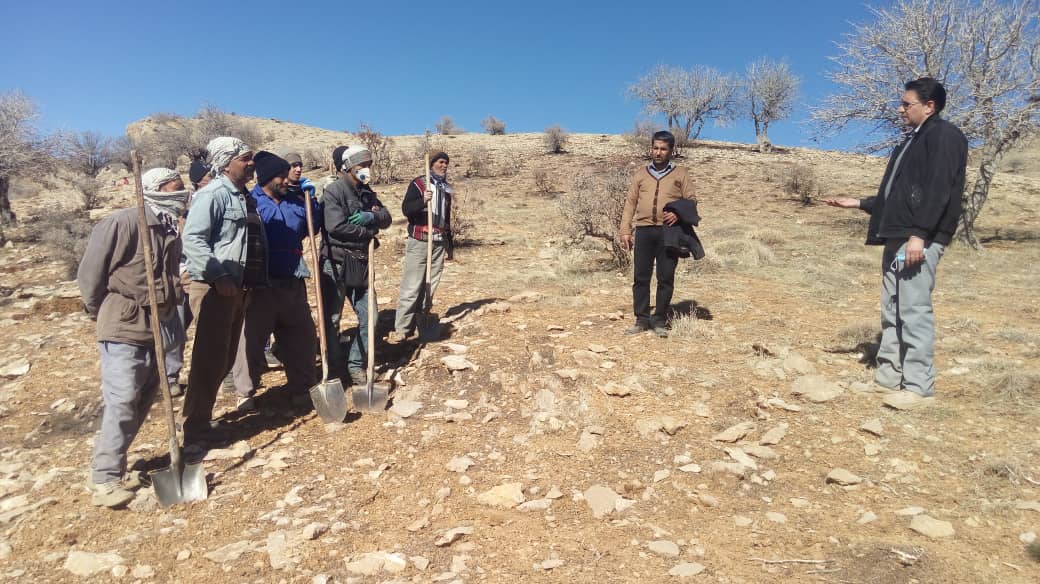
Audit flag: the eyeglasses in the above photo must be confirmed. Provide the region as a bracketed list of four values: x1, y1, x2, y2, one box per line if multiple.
[899, 100, 921, 109]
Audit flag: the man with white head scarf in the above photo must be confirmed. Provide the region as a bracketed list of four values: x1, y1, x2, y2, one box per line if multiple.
[76, 167, 187, 508]
[181, 136, 267, 446]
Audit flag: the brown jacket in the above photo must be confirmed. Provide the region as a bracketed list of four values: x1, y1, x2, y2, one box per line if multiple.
[77, 207, 182, 346]
[620, 165, 697, 236]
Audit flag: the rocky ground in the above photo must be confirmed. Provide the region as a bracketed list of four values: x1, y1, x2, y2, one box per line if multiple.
[1, 128, 1038, 583]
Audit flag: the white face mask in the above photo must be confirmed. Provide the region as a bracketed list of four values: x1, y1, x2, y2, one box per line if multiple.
[353, 167, 372, 184]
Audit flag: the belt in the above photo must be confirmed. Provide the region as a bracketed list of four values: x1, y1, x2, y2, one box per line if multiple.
[410, 225, 445, 242]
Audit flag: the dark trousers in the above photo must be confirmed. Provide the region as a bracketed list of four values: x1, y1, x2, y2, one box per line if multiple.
[632, 226, 677, 326]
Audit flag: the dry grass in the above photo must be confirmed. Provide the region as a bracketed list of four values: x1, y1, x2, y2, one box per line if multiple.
[669, 313, 717, 340]
[833, 321, 879, 351]
[714, 239, 775, 268]
[989, 369, 1040, 407]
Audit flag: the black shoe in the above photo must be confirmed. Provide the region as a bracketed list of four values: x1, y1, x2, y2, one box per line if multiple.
[624, 323, 650, 335]
[652, 326, 669, 338]
[168, 381, 184, 397]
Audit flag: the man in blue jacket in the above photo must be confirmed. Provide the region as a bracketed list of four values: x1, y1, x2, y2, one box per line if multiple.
[825, 77, 967, 398]
[233, 151, 320, 405]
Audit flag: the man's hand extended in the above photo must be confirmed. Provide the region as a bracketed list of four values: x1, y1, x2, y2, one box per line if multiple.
[904, 236, 926, 267]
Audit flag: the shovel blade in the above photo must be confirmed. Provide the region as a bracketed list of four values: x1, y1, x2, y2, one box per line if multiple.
[417, 312, 441, 342]
[352, 381, 391, 413]
[152, 461, 208, 507]
[309, 379, 348, 423]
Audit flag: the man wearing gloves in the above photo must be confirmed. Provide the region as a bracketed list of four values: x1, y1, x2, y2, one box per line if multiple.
[320, 145, 391, 385]
[390, 151, 452, 343]
[181, 136, 266, 444]
[231, 151, 320, 406]
[77, 167, 189, 507]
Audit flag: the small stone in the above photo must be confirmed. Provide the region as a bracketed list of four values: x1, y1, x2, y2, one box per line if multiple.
[477, 482, 525, 508]
[537, 558, 566, 570]
[668, 562, 706, 578]
[302, 522, 328, 540]
[653, 470, 671, 483]
[1020, 532, 1037, 544]
[1015, 500, 1040, 513]
[131, 564, 155, 578]
[546, 487, 564, 499]
[0, 358, 30, 378]
[647, 540, 680, 558]
[176, 550, 191, 561]
[584, 485, 621, 519]
[882, 392, 934, 410]
[825, 468, 862, 486]
[444, 399, 469, 410]
[203, 540, 253, 564]
[713, 421, 755, 442]
[63, 551, 126, 577]
[446, 456, 475, 473]
[442, 356, 476, 372]
[344, 552, 386, 576]
[412, 556, 430, 570]
[203, 440, 251, 461]
[589, 344, 608, 353]
[864, 443, 882, 456]
[698, 494, 719, 508]
[517, 498, 553, 512]
[389, 399, 422, 418]
[112, 565, 128, 578]
[434, 526, 474, 547]
[857, 511, 878, 525]
[734, 516, 753, 527]
[601, 382, 631, 397]
[572, 350, 602, 368]
[782, 352, 815, 374]
[406, 516, 430, 532]
[765, 512, 787, 524]
[692, 402, 711, 418]
[708, 461, 749, 478]
[759, 424, 788, 445]
[791, 375, 844, 402]
[859, 418, 884, 436]
[909, 514, 955, 538]
[724, 447, 758, 470]
[895, 506, 925, 516]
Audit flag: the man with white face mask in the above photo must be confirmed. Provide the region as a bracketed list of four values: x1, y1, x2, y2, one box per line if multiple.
[320, 145, 391, 384]
[77, 167, 188, 508]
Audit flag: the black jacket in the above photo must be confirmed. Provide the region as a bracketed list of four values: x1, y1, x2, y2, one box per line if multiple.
[321, 176, 391, 262]
[858, 115, 968, 246]
[662, 199, 705, 260]
[402, 176, 452, 231]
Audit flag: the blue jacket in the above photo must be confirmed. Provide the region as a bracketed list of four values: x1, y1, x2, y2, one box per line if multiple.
[251, 182, 322, 279]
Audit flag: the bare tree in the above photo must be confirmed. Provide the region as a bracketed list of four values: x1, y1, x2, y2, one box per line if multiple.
[355, 123, 401, 184]
[65, 131, 116, 176]
[481, 115, 507, 135]
[812, 0, 1040, 248]
[560, 163, 632, 268]
[544, 125, 569, 154]
[745, 58, 800, 152]
[0, 91, 49, 240]
[435, 116, 463, 135]
[628, 65, 737, 145]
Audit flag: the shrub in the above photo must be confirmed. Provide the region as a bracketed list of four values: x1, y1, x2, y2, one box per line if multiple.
[559, 161, 631, 268]
[624, 119, 658, 158]
[435, 116, 463, 135]
[449, 187, 482, 245]
[783, 163, 820, 205]
[481, 115, 507, 135]
[544, 125, 569, 154]
[464, 144, 494, 178]
[38, 210, 93, 279]
[355, 123, 400, 184]
[533, 168, 554, 196]
[75, 176, 101, 210]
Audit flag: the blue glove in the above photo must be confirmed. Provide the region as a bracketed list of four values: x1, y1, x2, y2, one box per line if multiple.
[300, 177, 316, 197]
[348, 211, 375, 226]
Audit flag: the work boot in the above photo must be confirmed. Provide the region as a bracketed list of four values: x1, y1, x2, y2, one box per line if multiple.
[651, 318, 670, 338]
[624, 322, 650, 335]
[236, 396, 256, 413]
[386, 331, 409, 345]
[87, 480, 135, 509]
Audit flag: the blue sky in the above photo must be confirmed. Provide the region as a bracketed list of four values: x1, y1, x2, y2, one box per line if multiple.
[0, 0, 884, 150]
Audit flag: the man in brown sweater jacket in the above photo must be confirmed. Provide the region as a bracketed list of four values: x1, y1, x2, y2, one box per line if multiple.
[619, 131, 697, 337]
[77, 168, 187, 507]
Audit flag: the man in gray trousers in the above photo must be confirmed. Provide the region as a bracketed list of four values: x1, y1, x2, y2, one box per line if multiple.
[78, 167, 189, 507]
[825, 77, 967, 398]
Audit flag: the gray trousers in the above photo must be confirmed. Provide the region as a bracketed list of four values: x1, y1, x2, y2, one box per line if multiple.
[876, 239, 946, 396]
[394, 237, 444, 335]
[91, 342, 161, 484]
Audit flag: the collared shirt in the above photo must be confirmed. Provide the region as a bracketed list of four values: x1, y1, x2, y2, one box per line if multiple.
[251, 183, 321, 279]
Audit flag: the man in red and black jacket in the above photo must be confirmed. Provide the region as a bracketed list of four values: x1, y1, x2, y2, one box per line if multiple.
[390, 151, 452, 343]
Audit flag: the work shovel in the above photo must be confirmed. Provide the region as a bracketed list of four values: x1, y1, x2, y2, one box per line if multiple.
[129, 151, 207, 507]
[353, 238, 391, 413]
[416, 152, 440, 342]
[303, 191, 348, 423]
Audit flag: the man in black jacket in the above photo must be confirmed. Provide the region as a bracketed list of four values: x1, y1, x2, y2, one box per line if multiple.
[825, 77, 967, 397]
[320, 145, 392, 384]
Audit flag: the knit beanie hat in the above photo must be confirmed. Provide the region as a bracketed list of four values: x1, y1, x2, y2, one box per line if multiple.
[189, 160, 212, 186]
[429, 151, 450, 167]
[332, 146, 348, 171]
[337, 145, 372, 171]
[253, 151, 290, 186]
[283, 151, 303, 165]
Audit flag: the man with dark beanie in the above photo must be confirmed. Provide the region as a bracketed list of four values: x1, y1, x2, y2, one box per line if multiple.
[189, 159, 212, 191]
[320, 145, 391, 384]
[390, 151, 452, 343]
[227, 152, 320, 408]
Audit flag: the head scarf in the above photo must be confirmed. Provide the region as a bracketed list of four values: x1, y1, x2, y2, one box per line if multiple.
[206, 136, 251, 175]
[141, 167, 189, 222]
